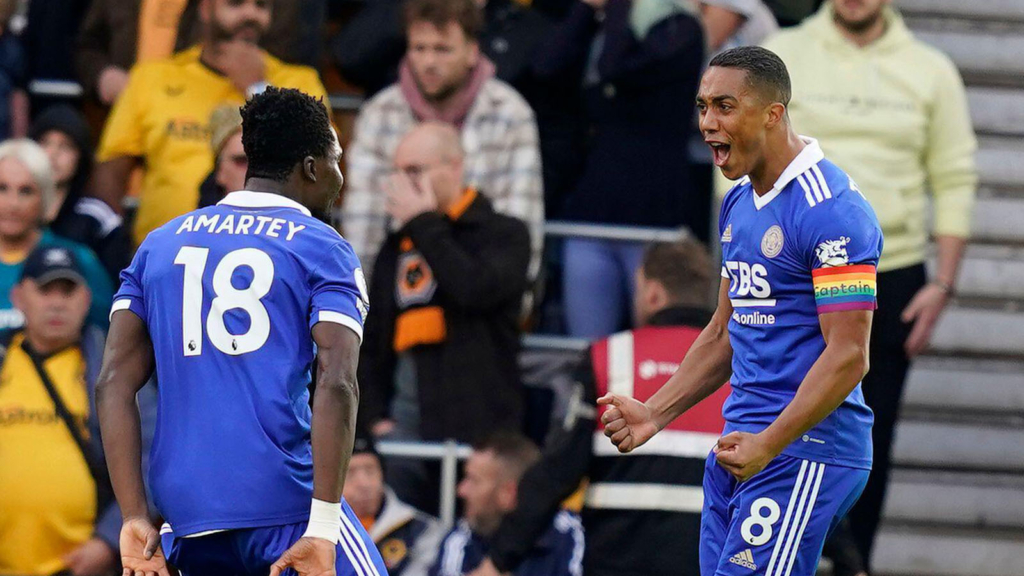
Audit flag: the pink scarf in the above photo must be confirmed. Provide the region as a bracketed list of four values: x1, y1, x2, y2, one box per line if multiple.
[399, 56, 496, 129]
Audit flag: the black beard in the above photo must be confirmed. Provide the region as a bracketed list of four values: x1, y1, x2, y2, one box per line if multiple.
[425, 82, 461, 104]
[209, 20, 263, 43]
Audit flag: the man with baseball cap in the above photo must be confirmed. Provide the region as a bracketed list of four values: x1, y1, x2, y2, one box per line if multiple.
[0, 245, 157, 575]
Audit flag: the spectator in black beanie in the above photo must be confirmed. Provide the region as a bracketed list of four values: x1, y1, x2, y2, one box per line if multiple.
[344, 434, 445, 576]
[29, 105, 130, 281]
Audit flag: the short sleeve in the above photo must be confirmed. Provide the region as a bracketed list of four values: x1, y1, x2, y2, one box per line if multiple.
[805, 201, 883, 315]
[111, 243, 148, 321]
[309, 241, 369, 341]
[96, 65, 148, 161]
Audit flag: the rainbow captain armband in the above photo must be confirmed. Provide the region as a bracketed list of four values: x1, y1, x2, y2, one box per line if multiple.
[812, 264, 877, 314]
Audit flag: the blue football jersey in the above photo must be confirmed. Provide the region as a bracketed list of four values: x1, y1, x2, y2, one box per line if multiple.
[718, 138, 881, 469]
[113, 191, 369, 536]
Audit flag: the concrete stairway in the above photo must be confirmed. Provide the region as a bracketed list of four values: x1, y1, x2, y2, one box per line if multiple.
[872, 2, 1024, 574]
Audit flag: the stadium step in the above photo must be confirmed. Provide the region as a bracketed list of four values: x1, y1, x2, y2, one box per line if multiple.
[969, 87, 1024, 138]
[976, 137, 1024, 191]
[884, 470, 1024, 531]
[971, 196, 1024, 245]
[903, 356, 1024, 418]
[949, 245, 1024, 302]
[929, 306, 1024, 357]
[872, 525, 1024, 576]
[910, 26, 1024, 87]
[891, 420, 1024, 474]
[896, 0, 1024, 24]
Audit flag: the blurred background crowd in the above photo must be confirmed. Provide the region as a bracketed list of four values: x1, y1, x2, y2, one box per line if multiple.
[1, 0, 1014, 575]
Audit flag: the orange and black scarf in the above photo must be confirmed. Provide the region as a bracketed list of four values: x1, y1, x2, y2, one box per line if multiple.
[392, 189, 477, 352]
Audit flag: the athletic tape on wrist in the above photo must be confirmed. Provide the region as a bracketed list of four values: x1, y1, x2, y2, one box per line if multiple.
[303, 499, 341, 544]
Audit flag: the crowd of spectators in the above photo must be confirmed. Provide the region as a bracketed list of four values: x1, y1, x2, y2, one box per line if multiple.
[0, 0, 979, 575]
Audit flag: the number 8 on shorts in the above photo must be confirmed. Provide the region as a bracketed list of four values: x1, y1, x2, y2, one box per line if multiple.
[700, 453, 871, 576]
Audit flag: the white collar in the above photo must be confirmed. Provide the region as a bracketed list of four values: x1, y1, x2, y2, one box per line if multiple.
[752, 136, 824, 210]
[217, 190, 312, 217]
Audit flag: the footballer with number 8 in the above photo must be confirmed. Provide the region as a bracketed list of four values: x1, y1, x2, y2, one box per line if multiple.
[96, 88, 388, 576]
[600, 46, 882, 576]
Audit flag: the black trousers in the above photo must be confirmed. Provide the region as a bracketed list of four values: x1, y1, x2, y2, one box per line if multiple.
[826, 263, 926, 575]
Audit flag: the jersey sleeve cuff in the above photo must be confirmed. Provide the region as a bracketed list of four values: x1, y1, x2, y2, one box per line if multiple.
[315, 311, 364, 342]
[110, 297, 145, 321]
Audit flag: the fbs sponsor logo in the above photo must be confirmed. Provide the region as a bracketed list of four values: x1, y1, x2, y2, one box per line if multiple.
[732, 310, 776, 326]
[729, 549, 757, 571]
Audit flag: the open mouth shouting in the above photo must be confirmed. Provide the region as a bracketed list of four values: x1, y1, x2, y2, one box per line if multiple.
[707, 141, 731, 167]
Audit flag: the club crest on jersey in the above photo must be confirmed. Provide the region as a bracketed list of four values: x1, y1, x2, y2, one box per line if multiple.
[816, 237, 851, 267]
[760, 225, 784, 258]
[722, 223, 733, 243]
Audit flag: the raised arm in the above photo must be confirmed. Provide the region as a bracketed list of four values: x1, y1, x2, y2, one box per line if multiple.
[95, 310, 168, 575]
[600, 278, 733, 452]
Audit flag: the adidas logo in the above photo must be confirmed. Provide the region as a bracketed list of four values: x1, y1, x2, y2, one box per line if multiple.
[722, 223, 733, 243]
[728, 549, 757, 571]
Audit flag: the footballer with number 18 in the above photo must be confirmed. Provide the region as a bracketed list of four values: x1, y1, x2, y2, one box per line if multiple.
[96, 88, 388, 576]
[600, 46, 882, 576]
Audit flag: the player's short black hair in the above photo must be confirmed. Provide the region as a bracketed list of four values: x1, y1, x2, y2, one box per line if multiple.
[642, 239, 713, 307]
[239, 87, 334, 182]
[709, 46, 792, 106]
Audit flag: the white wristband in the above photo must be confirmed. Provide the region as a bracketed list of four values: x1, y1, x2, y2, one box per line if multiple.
[303, 499, 341, 544]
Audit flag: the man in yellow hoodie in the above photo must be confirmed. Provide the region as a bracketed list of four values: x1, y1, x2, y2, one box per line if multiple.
[91, 0, 329, 246]
[763, 0, 977, 573]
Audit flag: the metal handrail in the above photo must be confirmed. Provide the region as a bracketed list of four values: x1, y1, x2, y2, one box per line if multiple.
[329, 94, 367, 113]
[521, 333, 589, 352]
[376, 439, 471, 528]
[28, 79, 84, 98]
[543, 221, 690, 243]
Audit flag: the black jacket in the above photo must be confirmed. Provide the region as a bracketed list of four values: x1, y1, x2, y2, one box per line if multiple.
[29, 105, 131, 282]
[488, 307, 713, 576]
[359, 193, 531, 443]
[546, 0, 706, 230]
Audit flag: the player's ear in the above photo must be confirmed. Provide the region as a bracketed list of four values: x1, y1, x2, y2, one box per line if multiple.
[302, 156, 317, 182]
[765, 102, 786, 129]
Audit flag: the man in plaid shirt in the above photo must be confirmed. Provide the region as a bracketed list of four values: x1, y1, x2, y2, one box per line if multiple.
[340, 0, 543, 280]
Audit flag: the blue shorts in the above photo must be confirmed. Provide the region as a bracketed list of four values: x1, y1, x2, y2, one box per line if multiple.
[700, 451, 869, 576]
[160, 501, 389, 576]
